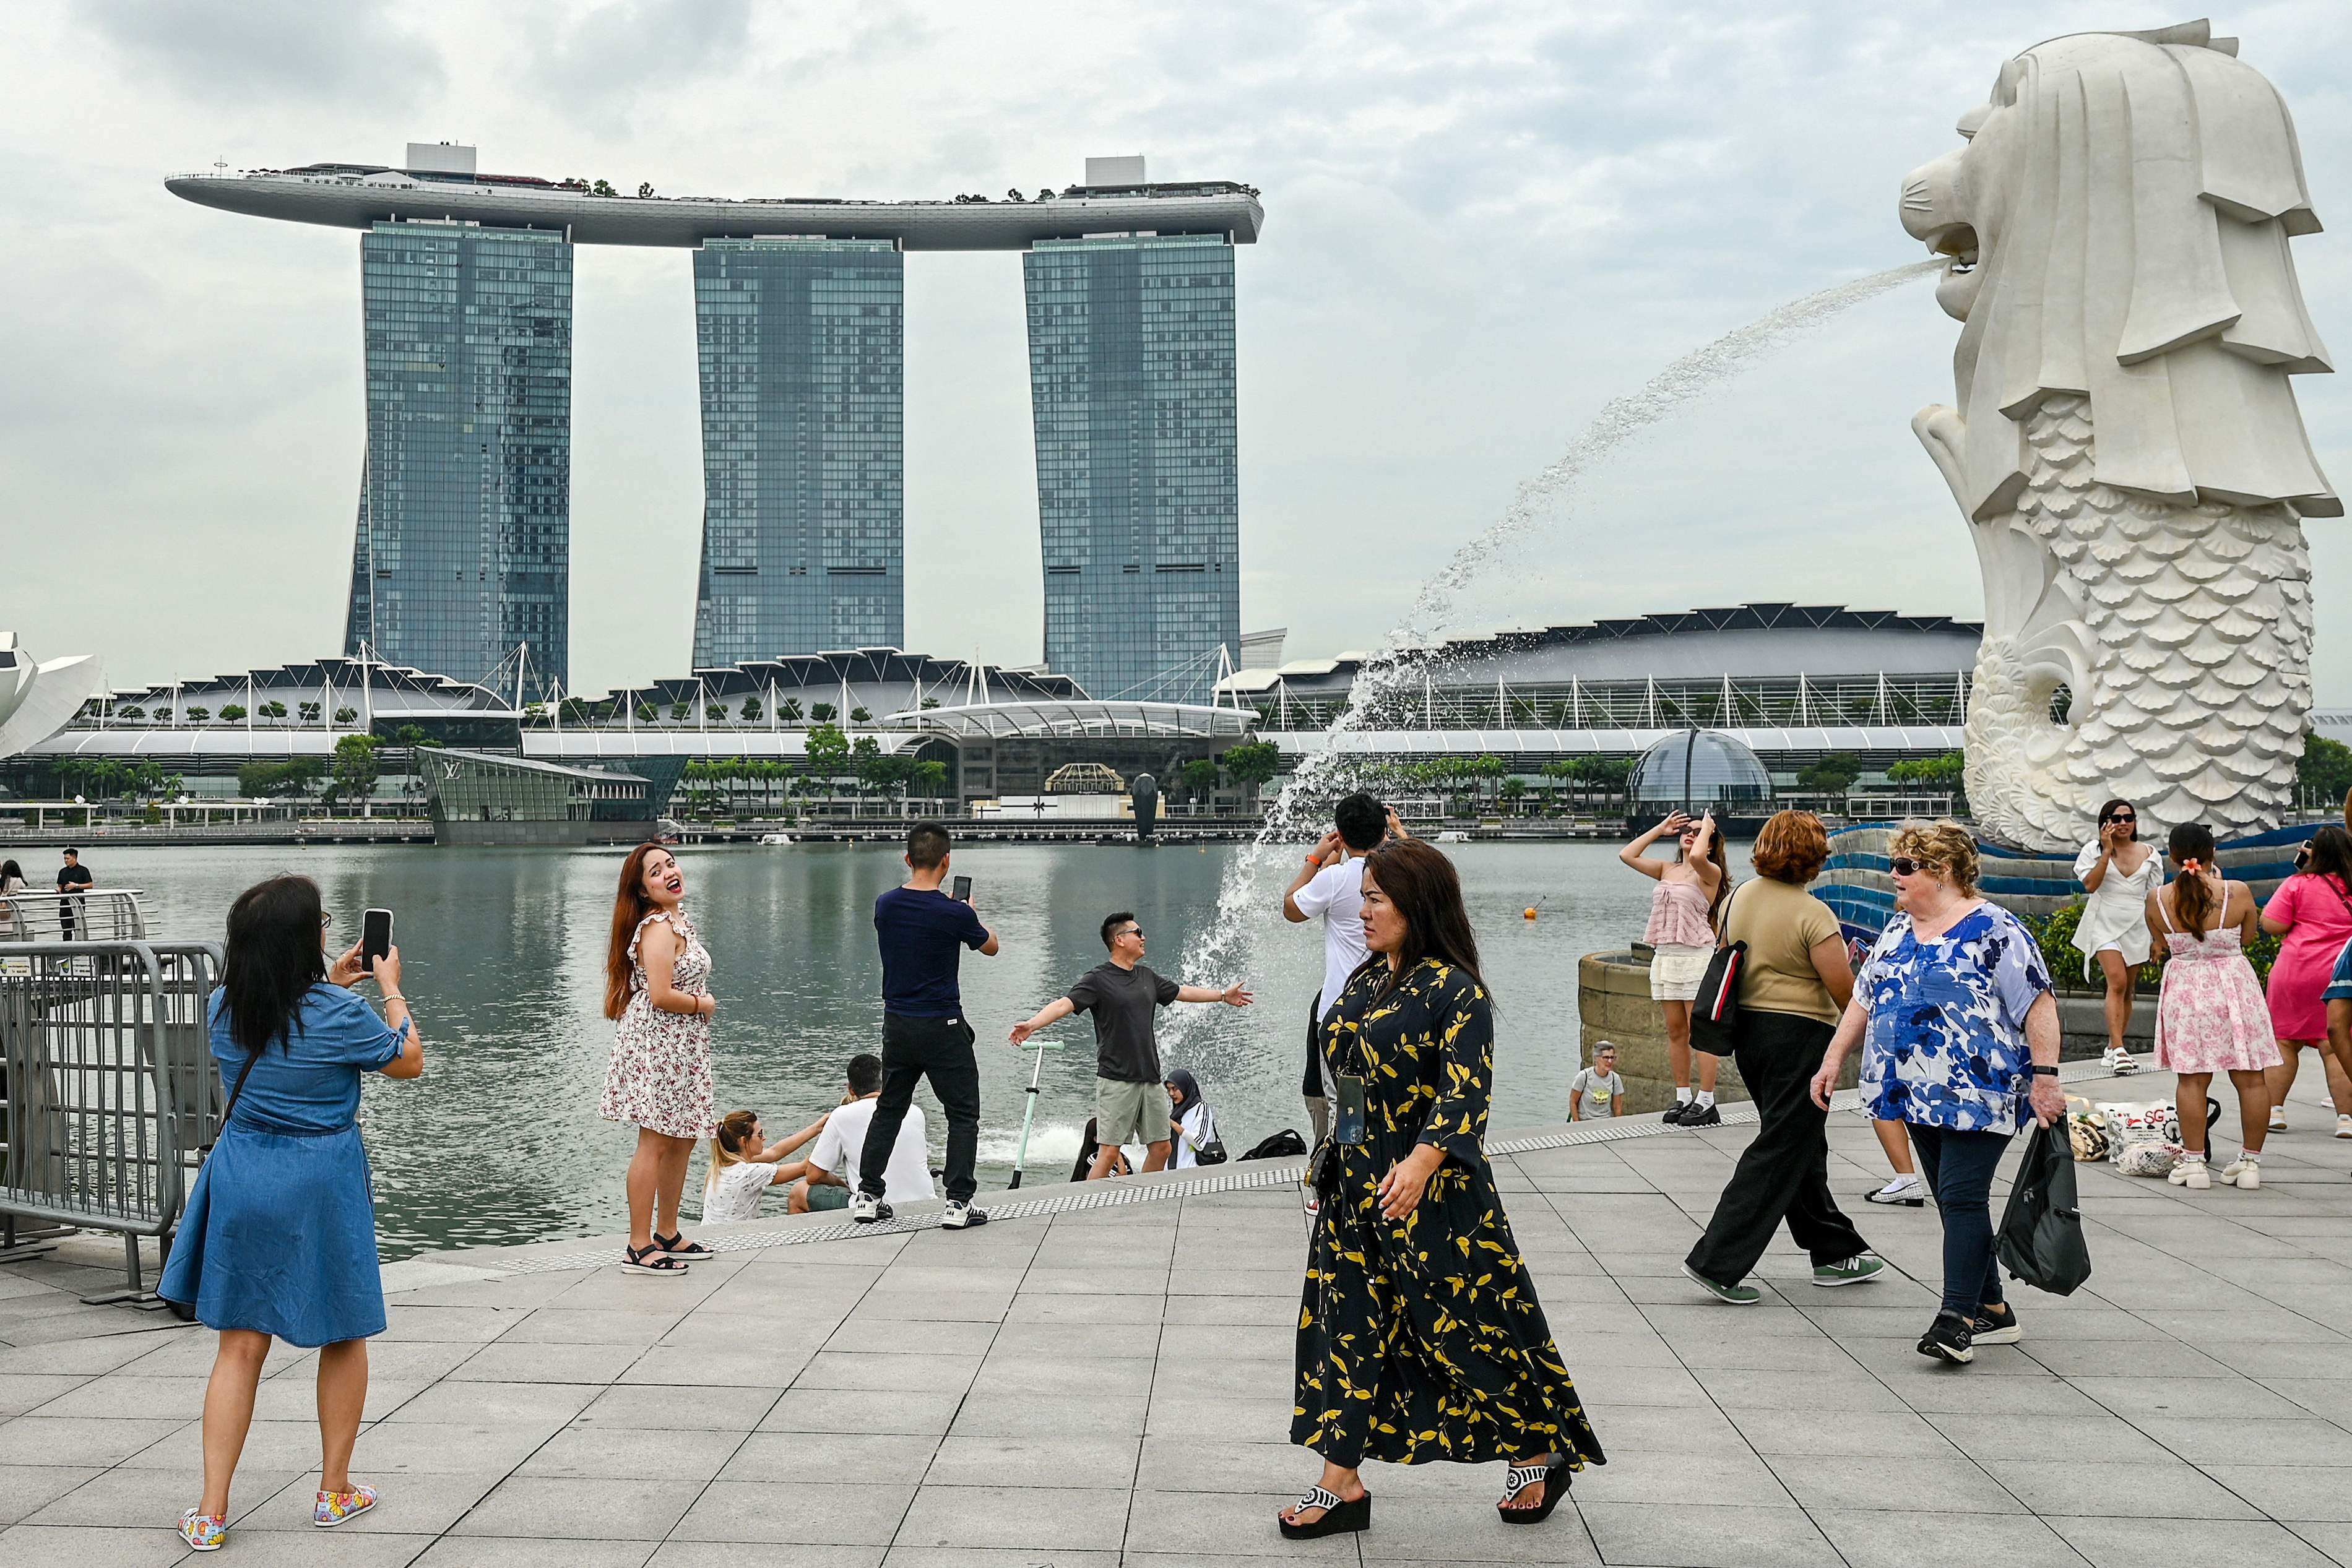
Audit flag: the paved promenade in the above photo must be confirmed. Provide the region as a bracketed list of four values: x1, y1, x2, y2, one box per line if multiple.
[6, 1066, 2352, 1566]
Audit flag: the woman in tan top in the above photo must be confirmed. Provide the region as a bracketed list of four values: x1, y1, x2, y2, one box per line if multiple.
[1682, 811, 1883, 1303]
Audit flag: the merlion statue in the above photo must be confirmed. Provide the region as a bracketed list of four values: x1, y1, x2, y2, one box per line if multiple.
[1901, 20, 2335, 850]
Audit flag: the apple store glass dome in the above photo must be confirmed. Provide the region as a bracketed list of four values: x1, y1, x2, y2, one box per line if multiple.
[1628, 730, 1774, 812]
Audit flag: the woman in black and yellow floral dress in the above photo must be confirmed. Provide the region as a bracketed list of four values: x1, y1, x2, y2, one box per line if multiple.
[1282, 837, 1604, 1541]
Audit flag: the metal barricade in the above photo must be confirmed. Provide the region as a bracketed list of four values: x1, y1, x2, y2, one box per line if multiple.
[0, 889, 150, 945]
[0, 939, 220, 1303]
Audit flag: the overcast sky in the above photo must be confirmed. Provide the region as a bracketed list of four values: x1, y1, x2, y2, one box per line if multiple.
[4, 1, 2348, 701]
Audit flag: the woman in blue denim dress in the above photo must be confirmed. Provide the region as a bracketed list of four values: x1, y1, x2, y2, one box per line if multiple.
[160, 875, 424, 1550]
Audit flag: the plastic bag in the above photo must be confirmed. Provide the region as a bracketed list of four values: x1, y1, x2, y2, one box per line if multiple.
[2099, 1099, 2182, 1178]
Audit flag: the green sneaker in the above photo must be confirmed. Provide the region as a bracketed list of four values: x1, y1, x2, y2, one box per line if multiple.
[1682, 1262, 1762, 1304]
[1814, 1253, 1887, 1288]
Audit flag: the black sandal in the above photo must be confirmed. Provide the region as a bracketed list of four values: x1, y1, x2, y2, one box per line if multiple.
[621, 1243, 690, 1275]
[1278, 1484, 1370, 1540]
[653, 1231, 714, 1258]
[1497, 1455, 1569, 1524]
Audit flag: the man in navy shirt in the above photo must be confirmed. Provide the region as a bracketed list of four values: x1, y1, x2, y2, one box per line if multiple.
[856, 821, 1000, 1229]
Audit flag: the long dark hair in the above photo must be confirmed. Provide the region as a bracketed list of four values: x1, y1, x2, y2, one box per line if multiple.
[1359, 838, 1487, 999]
[0, 858, 22, 886]
[2168, 823, 2220, 937]
[2306, 824, 2352, 888]
[2095, 798, 2137, 842]
[221, 875, 328, 1053]
[1686, 815, 1734, 925]
[604, 842, 670, 1020]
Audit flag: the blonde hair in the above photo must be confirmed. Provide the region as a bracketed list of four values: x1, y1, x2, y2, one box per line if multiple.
[1890, 819, 1980, 897]
[709, 1109, 761, 1181]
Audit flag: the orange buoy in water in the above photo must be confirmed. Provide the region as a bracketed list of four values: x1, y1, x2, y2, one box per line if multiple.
[1523, 907, 1539, 920]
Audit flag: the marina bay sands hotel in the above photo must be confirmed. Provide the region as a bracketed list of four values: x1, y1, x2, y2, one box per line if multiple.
[167, 147, 1263, 704]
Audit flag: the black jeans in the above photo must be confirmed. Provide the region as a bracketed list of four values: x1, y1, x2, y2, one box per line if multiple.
[1907, 1122, 2011, 1319]
[1686, 1010, 1870, 1285]
[862, 1012, 981, 1205]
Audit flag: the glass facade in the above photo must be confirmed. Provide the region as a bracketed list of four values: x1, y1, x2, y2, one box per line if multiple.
[691, 239, 904, 667]
[1023, 233, 1239, 704]
[348, 222, 573, 688]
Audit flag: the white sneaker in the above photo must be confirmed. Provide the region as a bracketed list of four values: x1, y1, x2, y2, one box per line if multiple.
[1864, 1175, 1926, 1207]
[2336, 1114, 2351, 1140]
[2170, 1158, 2211, 1190]
[2270, 1106, 2288, 1132]
[940, 1199, 989, 1230]
[847, 1191, 892, 1225]
[2219, 1156, 2262, 1190]
[2103, 1046, 2140, 1075]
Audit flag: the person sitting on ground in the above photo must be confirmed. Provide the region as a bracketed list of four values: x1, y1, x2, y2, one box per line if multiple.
[793, 1053, 933, 1213]
[1166, 1067, 1222, 1168]
[1072, 1117, 1132, 1182]
[701, 1108, 829, 1225]
[1569, 1044, 1623, 1120]
[2149, 823, 2278, 1190]
[1010, 912, 1252, 1179]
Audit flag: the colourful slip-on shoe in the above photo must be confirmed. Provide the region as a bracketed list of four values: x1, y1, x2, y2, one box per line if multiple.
[179, 1507, 227, 1552]
[314, 1483, 378, 1528]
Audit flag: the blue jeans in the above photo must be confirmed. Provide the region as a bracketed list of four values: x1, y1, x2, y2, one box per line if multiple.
[1906, 1123, 2012, 1319]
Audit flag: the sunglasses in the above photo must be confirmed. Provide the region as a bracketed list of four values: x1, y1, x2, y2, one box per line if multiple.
[2102, 812, 2136, 824]
[1887, 856, 1939, 877]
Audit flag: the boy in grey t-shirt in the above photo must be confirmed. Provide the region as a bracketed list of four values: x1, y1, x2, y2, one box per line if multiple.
[1572, 1045, 1625, 1121]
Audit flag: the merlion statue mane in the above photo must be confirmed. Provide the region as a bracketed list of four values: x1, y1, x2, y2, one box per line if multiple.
[1902, 17, 2334, 850]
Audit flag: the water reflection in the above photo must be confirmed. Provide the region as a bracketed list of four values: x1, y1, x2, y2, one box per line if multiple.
[87, 838, 1692, 1257]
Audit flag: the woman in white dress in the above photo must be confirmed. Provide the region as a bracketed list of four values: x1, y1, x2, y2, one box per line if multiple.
[2073, 799, 2163, 1074]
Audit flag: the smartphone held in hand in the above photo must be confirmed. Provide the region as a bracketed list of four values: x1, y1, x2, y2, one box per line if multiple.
[951, 875, 972, 903]
[361, 908, 394, 967]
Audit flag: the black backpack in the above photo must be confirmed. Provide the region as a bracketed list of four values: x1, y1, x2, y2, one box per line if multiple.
[1240, 1128, 1307, 1161]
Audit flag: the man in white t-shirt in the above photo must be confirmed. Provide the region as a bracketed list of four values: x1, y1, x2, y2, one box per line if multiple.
[793, 1053, 936, 1213]
[1282, 792, 1401, 1148]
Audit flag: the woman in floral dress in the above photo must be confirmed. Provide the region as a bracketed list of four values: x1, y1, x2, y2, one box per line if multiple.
[1284, 838, 1603, 1542]
[2148, 823, 2278, 1190]
[600, 842, 717, 1275]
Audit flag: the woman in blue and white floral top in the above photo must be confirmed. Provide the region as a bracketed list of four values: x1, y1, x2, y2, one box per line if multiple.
[1812, 820, 2064, 1366]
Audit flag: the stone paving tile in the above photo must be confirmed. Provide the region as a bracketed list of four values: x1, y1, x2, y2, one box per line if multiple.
[516, 1423, 747, 1480]
[917, 1431, 1139, 1489]
[24, 1461, 300, 1528]
[1123, 1488, 1362, 1560]
[717, 1431, 940, 1486]
[666, 1479, 914, 1546]
[0, 1463, 105, 1526]
[238, 1469, 508, 1535]
[0, 1414, 188, 1467]
[1982, 1458, 2263, 1520]
[1576, 1499, 1842, 1567]
[1809, 1508, 2090, 1568]
[416, 1541, 658, 1567]
[446, 1476, 707, 1540]
[0, 1522, 210, 1567]
[2046, 1515, 2336, 1567]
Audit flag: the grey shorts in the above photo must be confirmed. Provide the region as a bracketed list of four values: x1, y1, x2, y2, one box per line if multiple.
[805, 1182, 849, 1211]
[1097, 1077, 1173, 1146]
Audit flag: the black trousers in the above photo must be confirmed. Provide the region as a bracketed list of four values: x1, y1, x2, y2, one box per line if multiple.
[1685, 1009, 1870, 1285]
[860, 1012, 980, 1205]
[1907, 1122, 2009, 1318]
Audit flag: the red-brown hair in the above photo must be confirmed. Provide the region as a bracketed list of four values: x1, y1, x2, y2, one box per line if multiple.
[604, 842, 669, 1020]
[1752, 810, 1830, 884]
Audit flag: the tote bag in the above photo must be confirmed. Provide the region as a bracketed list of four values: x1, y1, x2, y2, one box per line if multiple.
[1687, 882, 1747, 1056]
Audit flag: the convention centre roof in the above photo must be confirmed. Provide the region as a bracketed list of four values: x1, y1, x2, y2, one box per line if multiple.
[879, 699, 1255, 741]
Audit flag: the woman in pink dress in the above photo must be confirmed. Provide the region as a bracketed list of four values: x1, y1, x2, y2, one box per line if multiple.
[2259, 825, 2352, 1136]
[600, 842, 718, 1275]
[2147, 824, 2279, 1191]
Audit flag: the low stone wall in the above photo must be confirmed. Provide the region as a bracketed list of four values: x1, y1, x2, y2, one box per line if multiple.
[1577, 948, 2148, 1116]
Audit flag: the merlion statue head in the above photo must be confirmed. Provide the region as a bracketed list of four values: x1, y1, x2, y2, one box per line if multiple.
[1900, 19, 2336, 522]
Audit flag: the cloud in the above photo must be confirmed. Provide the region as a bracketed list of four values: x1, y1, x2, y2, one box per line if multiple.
[75, 0, 445, 105]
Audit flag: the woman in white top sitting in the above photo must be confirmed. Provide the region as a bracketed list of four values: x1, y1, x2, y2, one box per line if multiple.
[1166, 1068, 1221, 1168]
[2073, 799, 2163, 1075]
[701, 1108, 828, 1226]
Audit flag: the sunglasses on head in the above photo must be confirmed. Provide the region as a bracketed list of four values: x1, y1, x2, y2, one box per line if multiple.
[1887, 856, 1937, 877]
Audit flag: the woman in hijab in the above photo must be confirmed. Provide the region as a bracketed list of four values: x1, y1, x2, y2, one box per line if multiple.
[1165, 1067, 1221, 1168]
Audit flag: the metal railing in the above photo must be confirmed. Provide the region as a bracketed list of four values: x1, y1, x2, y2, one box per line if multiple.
[0, 939, 224, 1302]
[0, 889, 150, 944]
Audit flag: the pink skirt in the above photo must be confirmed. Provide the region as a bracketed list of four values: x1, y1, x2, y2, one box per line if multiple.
[2155, 942, 2282, 1075]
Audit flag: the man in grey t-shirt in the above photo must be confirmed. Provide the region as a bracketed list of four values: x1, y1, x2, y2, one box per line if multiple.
[1011, 911, 1252, 1178]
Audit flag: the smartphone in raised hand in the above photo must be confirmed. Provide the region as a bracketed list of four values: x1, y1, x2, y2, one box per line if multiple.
[361, 908, 394, 968]
[950, 875, 972, 903]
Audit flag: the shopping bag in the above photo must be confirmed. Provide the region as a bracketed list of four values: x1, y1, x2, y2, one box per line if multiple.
[1997, 1124, 2092, 1296]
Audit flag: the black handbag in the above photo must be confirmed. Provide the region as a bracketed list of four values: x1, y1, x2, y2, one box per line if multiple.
[1997, 1123, 2092, 1296]
[162, 1048, 262, 1323]
[1687, 881, 1747, 1056]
